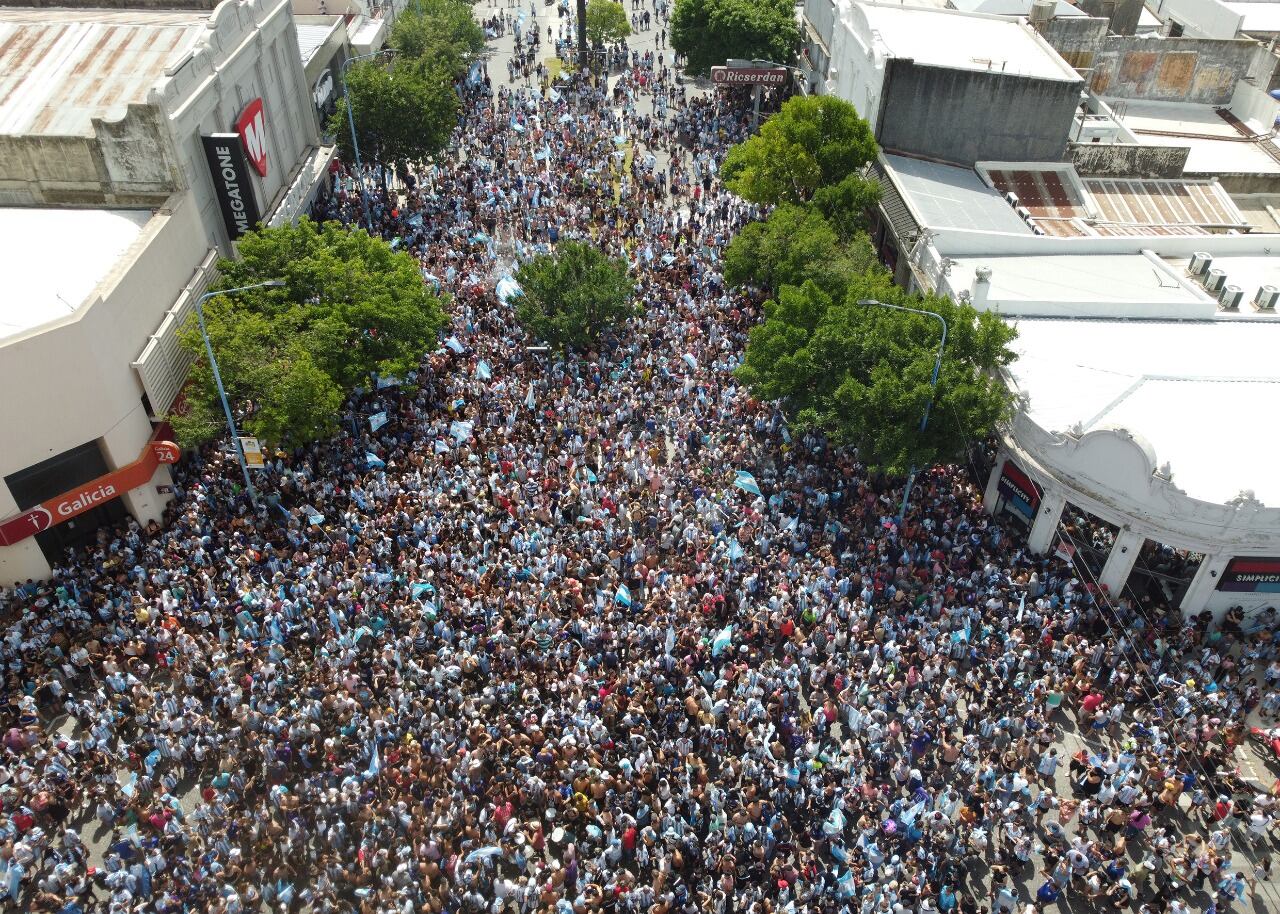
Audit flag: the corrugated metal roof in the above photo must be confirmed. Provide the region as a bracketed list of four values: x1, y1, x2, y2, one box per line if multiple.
[868, 160, 920, 248]
[0, 10, 209, 137]
[1083, 178, 1249, 229]
[296, 22, 336, 67]
[985, 168, 1088, 219]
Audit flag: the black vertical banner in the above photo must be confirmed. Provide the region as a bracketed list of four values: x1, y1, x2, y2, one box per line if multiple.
[201, 133, 261, 240]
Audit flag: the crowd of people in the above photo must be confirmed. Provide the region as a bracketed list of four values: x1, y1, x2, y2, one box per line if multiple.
[3, 9, 1280, 914]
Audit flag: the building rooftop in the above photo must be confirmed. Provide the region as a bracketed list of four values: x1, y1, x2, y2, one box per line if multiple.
[296, 20, 337, 67]
[883, 154, 1032, 234]
[1007, 317, 1280, 505]
[858, 3, 1081, 82]
[0, 9, 209, 137]
[0, 207, 151, 344]
[1109, 99, 1280, 175]
[948, 0, 1085, 15]
[945, 253, 1214, 318]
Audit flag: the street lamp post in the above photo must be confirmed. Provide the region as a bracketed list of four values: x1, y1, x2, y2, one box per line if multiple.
[744, 58, 802, 131]
[195, 280, 287, 513]
[340, 49, 397, 230]
[857, 298, 948, 528]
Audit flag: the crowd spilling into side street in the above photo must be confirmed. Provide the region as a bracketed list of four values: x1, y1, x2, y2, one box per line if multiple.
[4, 5, 1280, 914]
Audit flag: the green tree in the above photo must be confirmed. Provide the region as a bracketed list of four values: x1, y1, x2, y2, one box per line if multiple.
[736, 278, 1017, 474]
[390, 0, 486, 78]
[514, 241, 635, 351]
[721, 95, 878, 205]
[811, 173, 881, 241]
[723, 204, 872, 298]
[171, 218, 447, 448]
[586, 0, 631, 47]
[670, 0, 798, 77]
[328, 61, 457, 192]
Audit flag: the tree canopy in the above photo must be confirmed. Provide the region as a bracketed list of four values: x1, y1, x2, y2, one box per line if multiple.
[389, 0, 486, 78]
[586, 0, 631, 46]
[328, 60, 457, 186]
[514, 241, 635, 352]
[172, 218, 447, 448]
[669, 0, 798, 77]
[723, 204, 880, 301]
[735, 276, 1017, 474]
[721, 95, 878, 206]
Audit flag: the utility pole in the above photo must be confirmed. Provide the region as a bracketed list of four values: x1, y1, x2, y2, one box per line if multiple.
[576, 0, 588, 69]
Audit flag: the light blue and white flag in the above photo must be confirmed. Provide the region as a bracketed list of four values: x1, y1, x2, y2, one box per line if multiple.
[449, 420, 474, 443]
[733, 470, 761, 497]
[711, 624, 734, 657]
[681, 352, 699, 371]
[615, 583, 632, 607]
[476, 360, 492, 381]
[368, 411, 388, 432]
[525, 384, 536, 410]
[365, 738, 381, 779]
[445, 336, 465, 354]
[727, 539, 745, 562]
[365, 452, 385, 470]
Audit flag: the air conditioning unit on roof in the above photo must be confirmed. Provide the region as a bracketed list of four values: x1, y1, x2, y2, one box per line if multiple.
[1189, 251, 1213, 275]
[1253, 284, 1279, 311]
[1205, 267, 1227, 293]
[1220, 284, 1244, 310]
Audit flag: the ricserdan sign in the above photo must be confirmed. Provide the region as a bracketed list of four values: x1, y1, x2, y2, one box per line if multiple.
[202, 133, 262, 240]
[711, 66, 789, 87]
[0, 438, 180, 547]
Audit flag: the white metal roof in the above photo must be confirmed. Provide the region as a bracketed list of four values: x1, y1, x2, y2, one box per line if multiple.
[883, 154, 1032, 234]
[296, 22, 337, 66]
[0, 9, 209, 137]
[948, 254, 1209, 306]
[857, 3, 1080, 82]
[0, 208, 152, 344]
[1111, 99, 1280, 176]
[1007, 317, 1280, 505]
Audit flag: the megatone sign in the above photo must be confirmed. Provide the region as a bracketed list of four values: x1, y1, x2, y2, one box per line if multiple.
[236, 97, 268, 177]
[201, 133, 262, 240]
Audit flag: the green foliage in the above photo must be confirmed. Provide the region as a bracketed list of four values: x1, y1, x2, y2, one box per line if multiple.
[669, 0, 798, 77]
[722, 95, 878, 205]
[172, 218, 447, 448]
[736, 278, 1017, 474]
[811, 172, 881, 241]
[586, 0, 631, 46]
[723, 205, 879, 301]
[390, 0, 486, 78]
[514, 241, 635, 351]
[327, 60, 457, 176]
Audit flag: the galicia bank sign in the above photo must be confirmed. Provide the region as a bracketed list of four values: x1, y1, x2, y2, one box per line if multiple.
[57, 484, 117, 517]
[201, 132, 262, 240]
[0, 438, 181, 548]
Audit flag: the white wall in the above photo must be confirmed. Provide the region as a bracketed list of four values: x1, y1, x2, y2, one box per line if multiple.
[159, 0, 322, 251]
[1152, 0, 1243, 37]
[0, 193, 207, 582]
[826, 1, 887, 130]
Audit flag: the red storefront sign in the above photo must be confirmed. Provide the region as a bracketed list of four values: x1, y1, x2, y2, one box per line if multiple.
[0, 438, 180, 548]
[710, 66, 789, 87]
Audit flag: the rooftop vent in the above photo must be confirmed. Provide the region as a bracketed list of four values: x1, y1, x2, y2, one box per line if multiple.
[1253, 284, 1279, 312]
[1220, 284, 1244, 311]
[1188, 252, 1213, 276]
[1204, 267, 1227, 293]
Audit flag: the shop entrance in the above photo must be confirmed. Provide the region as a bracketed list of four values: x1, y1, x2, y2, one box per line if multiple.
[4, 441, 128, 568]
